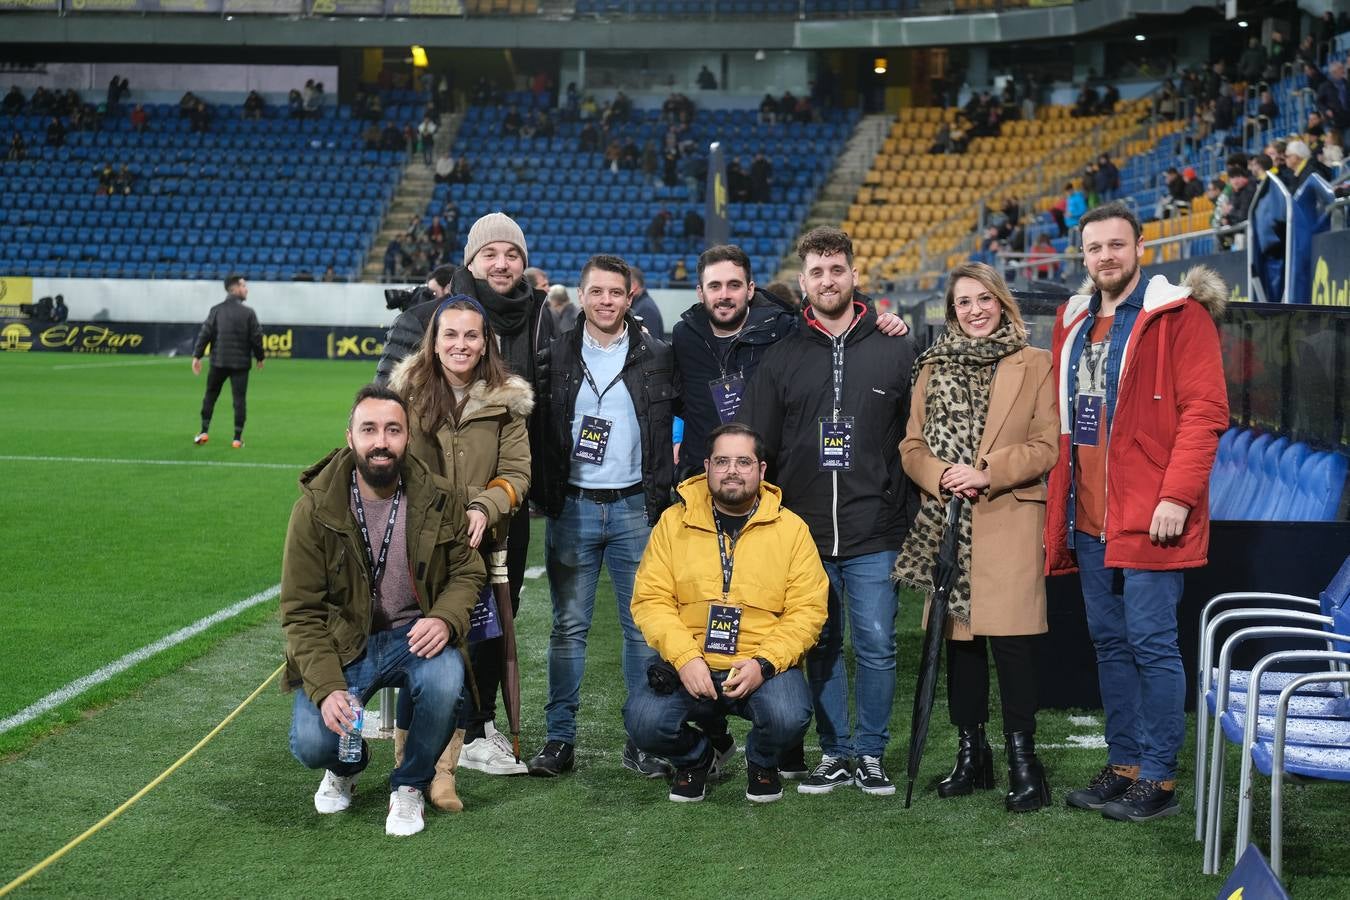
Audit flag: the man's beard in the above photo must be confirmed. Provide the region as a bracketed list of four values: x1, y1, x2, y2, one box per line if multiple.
[708, 300, 748, 331]
[1092, 260, 1138, 296]
[809, 288, 852, 318]
[711, 478, 755, 509]
[355, 448, 403, 489]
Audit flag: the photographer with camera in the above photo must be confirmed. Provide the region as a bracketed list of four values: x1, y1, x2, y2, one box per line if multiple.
[624, 423, 827, 804]
[375, 212, 557, 778]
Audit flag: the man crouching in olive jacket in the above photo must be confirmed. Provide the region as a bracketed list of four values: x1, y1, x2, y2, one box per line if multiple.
[282, 383, 484, 837]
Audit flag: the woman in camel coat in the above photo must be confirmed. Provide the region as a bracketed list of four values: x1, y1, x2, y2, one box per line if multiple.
[893, 262, 1058, 812]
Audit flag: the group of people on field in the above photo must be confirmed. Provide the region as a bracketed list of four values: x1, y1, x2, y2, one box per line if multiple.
[184, 202, 1228, 836]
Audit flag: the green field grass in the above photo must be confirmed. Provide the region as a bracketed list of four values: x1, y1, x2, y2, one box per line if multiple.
[1, 352, 1347, 898]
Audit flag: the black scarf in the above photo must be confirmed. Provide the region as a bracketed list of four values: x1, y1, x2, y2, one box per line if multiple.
[468, 274, 535, 377]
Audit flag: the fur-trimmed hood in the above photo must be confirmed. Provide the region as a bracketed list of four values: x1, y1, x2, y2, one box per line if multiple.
[388, 355, 535, 421]
[1070, 265, 1227, 322]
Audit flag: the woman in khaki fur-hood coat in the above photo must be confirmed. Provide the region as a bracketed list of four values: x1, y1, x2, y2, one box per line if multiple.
[389, 355, 534, 543]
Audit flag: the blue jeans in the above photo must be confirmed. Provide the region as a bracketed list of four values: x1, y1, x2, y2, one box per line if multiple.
[289, 620, 465, 792]
[543, 492, 655, 744]
[1075, 534, 1185, 782]
[809, 550, 900, 759]
[624, 668, 812, 769]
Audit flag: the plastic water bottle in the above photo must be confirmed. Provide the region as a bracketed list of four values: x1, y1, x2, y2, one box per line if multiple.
[337, 697, 364, 764]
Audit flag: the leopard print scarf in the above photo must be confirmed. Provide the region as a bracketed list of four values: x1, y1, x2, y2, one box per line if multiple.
[892, 320, 1027, 624]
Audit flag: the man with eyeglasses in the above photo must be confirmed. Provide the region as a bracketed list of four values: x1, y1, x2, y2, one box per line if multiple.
[627, 423, 828, 803]
[739, 226, 917, 798]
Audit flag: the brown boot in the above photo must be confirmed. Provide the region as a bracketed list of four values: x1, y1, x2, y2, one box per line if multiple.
[393, 727, 408, 770]
[429, 728, 465, 812]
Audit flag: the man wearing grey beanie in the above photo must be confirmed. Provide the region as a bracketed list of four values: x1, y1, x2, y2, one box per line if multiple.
[376, 210, 557, 778]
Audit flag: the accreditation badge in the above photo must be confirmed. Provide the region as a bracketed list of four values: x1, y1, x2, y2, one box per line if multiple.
[571, 414, 613, 465]
[708, 372, 746, 424]
[1073, 393, 1104, 447]
[818, 416, 854, 470]
[703, 603, 742, 656]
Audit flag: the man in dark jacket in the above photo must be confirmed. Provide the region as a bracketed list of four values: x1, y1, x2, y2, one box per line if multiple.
[675, 244, 910, 484]
[374, 212, 557, 778]
[191, 274, 263, 448]
[673, 244, 797, 484]
[1094, 153, 1120, 202]
[527, 254, 678, 780]
[627, 265, 666, 340]
[739, 227, 917, 799]
[282, 383, 484, 837]
[1315, 62, 1349, 138]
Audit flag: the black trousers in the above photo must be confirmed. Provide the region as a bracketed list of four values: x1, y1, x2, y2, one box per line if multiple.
[946, 633, 1039, 735]
[200, 365, 250, 437]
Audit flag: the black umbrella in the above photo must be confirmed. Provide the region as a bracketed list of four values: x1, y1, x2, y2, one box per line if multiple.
[487, 542, 523, 763]
[904, 494, 965, 809]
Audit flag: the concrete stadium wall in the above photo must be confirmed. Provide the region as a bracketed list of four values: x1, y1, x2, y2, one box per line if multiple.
[0, 276, 696, 332]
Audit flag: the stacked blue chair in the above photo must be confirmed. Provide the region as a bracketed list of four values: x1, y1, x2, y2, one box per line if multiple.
[1209, 427, 1348, 522]
[1196, 554, 1350, 875]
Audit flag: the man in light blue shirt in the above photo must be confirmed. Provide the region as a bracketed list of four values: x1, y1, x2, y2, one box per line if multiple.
[528, 255, 679, 778]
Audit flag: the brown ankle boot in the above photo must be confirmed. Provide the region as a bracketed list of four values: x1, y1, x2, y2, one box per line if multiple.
[393, 727, 409, 770]
[429, 728, 465, 812]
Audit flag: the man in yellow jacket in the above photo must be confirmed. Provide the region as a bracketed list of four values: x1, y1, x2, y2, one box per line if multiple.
[627, 423, 829, 804]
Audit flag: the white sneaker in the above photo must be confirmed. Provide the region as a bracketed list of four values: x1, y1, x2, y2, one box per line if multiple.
[460, 723, 528, 776]
[314, 770, 358, 814]
[385, 785, 425, 837]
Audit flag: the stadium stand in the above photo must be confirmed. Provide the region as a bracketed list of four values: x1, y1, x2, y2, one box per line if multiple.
[845, 99, 1157, 291]
[431, 91, 859, 286]
[0, 90, 426, 281]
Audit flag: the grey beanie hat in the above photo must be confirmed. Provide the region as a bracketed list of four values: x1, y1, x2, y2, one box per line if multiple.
[463, 211, 528, 267]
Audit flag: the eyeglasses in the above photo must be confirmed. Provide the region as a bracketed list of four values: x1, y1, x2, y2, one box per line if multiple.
[709, 456, 758, 473]
[954, 294, 999, 313]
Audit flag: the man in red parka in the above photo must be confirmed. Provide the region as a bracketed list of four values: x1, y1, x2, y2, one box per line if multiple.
[1044, 202, 1228, 823]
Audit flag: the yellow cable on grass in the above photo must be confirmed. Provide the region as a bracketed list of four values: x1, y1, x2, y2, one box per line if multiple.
[0, 663, 286, 897]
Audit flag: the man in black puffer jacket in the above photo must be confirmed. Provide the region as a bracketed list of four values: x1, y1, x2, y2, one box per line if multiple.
[373, 212, 557, 777]
[191, 273, 264, 448]
[738, 227, 917, 798]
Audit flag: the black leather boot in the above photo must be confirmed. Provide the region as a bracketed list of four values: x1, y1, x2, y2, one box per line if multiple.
[937, 724, 994, 798]
[1004, 731, 1051, 812]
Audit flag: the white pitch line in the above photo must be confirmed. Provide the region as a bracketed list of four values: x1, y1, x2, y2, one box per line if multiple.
[0, 454, 302, 471]
[523, 566, 546, 580]
[0, 584, 282, 735]
[1042, 735, 1109, 750]
[50, 358, 181, 371]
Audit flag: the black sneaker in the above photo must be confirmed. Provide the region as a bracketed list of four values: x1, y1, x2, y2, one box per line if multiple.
[796, 755, 854, 795]
[857, 755, 896, 796]
[669, 761, 710, 803]
[527, 740, 574, 777]
[777, 740, 808, 780]
[709, 732, 737, 779]
[1065, 765, 1135, 810]
[622, 739, 674, 779]
[1101, 779, 1180, 822]
[746, 762, 783, 803]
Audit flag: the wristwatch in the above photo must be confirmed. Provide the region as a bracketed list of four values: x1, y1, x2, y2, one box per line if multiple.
[753, 656, 776, 681]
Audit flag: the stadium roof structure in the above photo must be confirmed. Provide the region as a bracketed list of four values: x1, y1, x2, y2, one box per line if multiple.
[0, 0, 1222, 50]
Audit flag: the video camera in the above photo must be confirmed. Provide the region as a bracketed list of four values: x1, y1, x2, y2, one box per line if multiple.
[383, 287, 420, 312]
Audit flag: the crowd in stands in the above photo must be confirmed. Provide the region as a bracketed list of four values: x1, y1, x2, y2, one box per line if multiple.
[384, 206, 461, 281]
[995, 15, 1349, 287]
